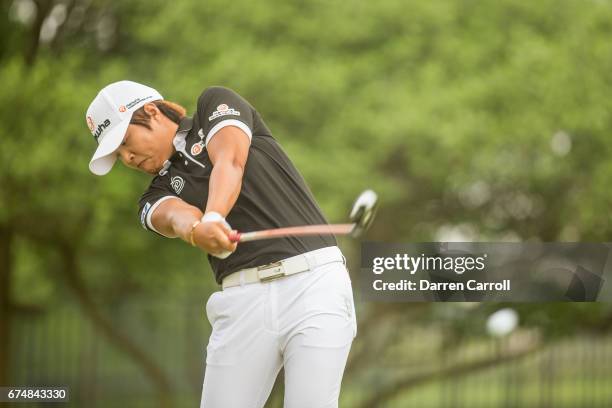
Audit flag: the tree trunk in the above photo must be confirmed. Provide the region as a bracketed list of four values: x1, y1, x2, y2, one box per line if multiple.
[0, 225, 13, 386]
[58, 243, 173, 408]
[24, 0, 53, 66]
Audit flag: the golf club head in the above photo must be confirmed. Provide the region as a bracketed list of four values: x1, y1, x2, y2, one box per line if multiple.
[349, 189, 379, 238]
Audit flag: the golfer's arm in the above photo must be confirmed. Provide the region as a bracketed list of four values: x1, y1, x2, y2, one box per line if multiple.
[204, 126, 250, 217]
[149, 126, 249, 240]
[150, 199, 203, 241]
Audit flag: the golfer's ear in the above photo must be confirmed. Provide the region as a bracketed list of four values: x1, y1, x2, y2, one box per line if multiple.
[207, 126, 250, 169]
[143, 102, 159, 116]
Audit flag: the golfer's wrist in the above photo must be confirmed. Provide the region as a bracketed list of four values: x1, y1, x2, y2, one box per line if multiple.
[188, 220, 201, 246]
[174, 211, 204, 243]
[186, 213, 229, 245]
[201, 211, 225, 223]
[188, 213, 223, 247]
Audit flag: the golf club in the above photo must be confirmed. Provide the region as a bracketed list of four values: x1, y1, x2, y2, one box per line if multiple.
[228, 190, 379, 243]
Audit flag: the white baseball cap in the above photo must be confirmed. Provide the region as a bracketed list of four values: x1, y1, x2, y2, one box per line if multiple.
[86, 80, 163, 175]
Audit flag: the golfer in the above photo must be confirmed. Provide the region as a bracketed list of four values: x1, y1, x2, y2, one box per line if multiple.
[85, 80, 357, 407]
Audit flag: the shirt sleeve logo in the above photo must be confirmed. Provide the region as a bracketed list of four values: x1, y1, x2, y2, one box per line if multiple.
[190, 141, 204, 156]
[140, 202, 151, 229]
[208, 103, 241, 121]
[170, 176, 185, 194]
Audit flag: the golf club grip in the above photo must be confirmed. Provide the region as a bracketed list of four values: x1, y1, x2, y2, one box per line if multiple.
[229, 224, 354, 243]
[228, 230, 241, 242]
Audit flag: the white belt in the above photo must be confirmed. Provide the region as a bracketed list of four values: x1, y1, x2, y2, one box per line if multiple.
[222, 246, 345, 290]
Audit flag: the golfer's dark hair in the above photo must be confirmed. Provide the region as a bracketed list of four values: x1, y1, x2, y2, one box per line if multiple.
[130, 100, 186, 130]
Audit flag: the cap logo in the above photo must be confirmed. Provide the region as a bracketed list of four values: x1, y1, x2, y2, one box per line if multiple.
[93, 119, 111, 142]
[217, 104, 228, 111]
[119, 105, 126, 112]
[86, 116, 94, 131]
[126, 95, 154, 110]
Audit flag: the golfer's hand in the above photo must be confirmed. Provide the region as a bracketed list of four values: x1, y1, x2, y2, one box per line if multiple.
[193, 220, 237, 258]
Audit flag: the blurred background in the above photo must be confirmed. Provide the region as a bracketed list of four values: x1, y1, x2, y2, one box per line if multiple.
[2, 0, 612, 406]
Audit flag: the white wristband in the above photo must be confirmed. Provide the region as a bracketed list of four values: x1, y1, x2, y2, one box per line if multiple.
[201, 211, 233, 259]
[201, 211, 223, 222]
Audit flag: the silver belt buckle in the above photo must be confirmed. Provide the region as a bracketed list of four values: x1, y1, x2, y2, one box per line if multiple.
[257, 261, 285, 282]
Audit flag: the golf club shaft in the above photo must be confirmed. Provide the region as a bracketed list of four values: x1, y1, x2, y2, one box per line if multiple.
[229, 224, 355, 243]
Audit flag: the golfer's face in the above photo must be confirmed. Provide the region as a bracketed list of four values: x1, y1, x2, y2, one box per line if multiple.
[116, 123, 167, 175]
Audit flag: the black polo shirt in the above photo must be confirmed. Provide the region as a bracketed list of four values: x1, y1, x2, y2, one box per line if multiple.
[138, 86, 336, 284]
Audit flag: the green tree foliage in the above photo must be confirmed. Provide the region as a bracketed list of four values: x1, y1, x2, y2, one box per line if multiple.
[2, 0, 612, 405]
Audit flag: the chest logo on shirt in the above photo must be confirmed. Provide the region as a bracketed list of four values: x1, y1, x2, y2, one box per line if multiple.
[208, 104, 241, 121]
[170, 176, 185, 195]
[191, 141, 204, 156]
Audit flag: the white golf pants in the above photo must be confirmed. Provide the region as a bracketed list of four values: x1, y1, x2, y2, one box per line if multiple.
[200, 246, 357, 408]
